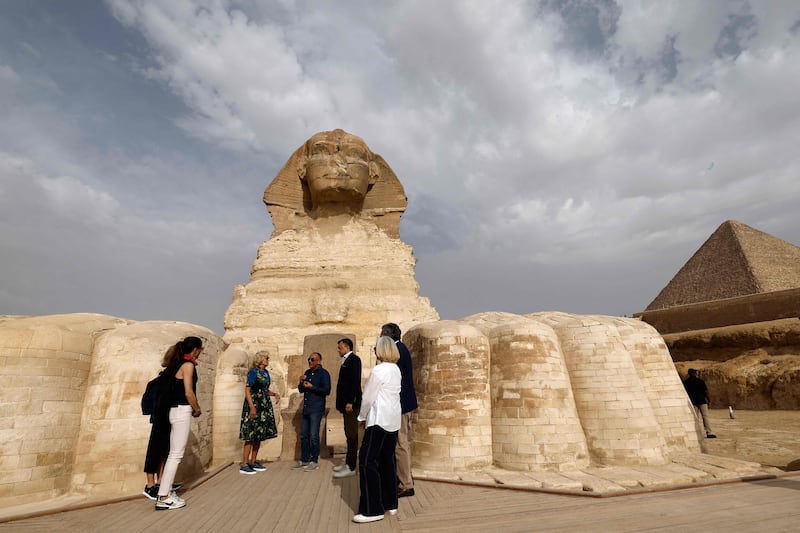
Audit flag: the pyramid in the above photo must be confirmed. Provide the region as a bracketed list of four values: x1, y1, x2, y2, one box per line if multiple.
[646, 220, 800, 311]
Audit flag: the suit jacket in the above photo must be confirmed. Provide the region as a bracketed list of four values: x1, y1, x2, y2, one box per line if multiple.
[335, 352, 362, 413]
[396, 341, 418, 414]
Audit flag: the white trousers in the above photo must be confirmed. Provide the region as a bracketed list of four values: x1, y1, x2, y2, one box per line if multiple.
[158, 405, 192, 497]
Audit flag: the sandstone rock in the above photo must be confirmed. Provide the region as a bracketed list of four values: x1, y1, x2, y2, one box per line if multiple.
[668, 319, 800, 409]
[0, 314, 223, 508]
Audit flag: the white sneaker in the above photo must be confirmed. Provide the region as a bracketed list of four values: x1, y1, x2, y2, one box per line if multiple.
[388, 509, 398, 516]
[169, 490, 185, 504]
[155, 494, 186, 511]
[291, 461, 309, 469]
[353, 513, 384, 523]
[333, 465, 356, 478]
[303, 461, 319, 471]
[332, 463, 347, 472]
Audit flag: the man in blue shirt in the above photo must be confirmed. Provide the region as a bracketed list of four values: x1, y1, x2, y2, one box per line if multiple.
[293, 352, 331, 471]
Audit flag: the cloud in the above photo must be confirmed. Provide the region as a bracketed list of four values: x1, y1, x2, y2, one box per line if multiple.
[2, 0, 799, 331]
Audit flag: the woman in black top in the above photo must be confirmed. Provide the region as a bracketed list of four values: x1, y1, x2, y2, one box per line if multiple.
[154, 336, 203, 511]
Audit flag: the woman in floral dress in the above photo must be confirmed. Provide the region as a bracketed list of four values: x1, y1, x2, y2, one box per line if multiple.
[239, 351, 280, 474]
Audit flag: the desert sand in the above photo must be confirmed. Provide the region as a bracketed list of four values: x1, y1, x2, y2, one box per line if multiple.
[703, 409, 800, 470]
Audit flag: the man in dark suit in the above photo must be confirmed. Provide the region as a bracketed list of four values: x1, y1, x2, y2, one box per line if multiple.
[382, 323, 417, 497]
[333, 338, 362, 478]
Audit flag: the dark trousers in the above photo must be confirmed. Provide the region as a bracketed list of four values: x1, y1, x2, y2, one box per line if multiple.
[143, 417, 170, 474]
[343, 410, 359, 470]
[300, 410, 323, 463]
[358, 425, 398, 517]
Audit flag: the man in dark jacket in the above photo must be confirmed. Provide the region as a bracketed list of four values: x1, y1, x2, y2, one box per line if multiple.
[293, 352, 331, 471]
[382, 323, 417, 498]
[684, 368, 716, 438]
[333, 338, 362, 478]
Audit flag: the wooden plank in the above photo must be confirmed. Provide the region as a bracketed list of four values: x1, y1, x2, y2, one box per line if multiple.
[2, 465, 800, 532]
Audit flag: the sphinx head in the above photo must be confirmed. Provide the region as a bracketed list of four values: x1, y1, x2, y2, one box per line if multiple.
[264, 129, 407, 237]
[297, 129, 379, 215]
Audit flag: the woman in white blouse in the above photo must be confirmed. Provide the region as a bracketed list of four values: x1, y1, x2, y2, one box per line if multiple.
[352, 336, 402, 524]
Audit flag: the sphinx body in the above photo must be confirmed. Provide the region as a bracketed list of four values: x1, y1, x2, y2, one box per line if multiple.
[405, 312, 701, 473]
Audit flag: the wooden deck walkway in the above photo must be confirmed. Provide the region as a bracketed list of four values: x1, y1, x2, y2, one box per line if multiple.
[2, 459, 800, 532]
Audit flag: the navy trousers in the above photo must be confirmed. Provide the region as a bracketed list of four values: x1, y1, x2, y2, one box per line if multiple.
[357, 425, 398, 517]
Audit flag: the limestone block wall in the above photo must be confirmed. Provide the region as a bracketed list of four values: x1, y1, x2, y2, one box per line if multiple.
[0, 314, 128, 507]
[639, 287, 800, 334]
[537, 313, 669, 466]
[0, 314, 224, 509]
[212, 345, 284, 466]
[609, 317, 700, 453]
[404, 321, 492, 471]
[406, 312, 700, 474]
[222, 219, 439, 381]
[70, 321, 223, 498]
[486, 320, 590, 471]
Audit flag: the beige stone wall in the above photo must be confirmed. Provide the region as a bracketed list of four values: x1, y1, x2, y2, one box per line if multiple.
[537, 313, 670, 466]
[211, 345, 251, 466]
[212, 344, 285, 466]
[0, 314, 224, 508]
[639, 287, 800, 334]
[0, 314, 127, 507]
[405, 321, 493, 472]
[71, 321, 223, 498]
[486, 319, 590, 471]
[223, 218, 439, 360]
[610, 317, 700, 453]
[404, 312, 700, 474]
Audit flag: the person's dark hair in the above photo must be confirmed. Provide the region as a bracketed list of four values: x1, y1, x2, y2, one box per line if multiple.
[338, 338, 353, 351]
[380, 323, 402, 342]
[688, 368, 697, 376]
[310, 351, 322, 361]
[162, 336, 204, 368]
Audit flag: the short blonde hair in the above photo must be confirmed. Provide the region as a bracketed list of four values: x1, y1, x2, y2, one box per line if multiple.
[375, 336, 399, 363]
[252, 350, 270, 368]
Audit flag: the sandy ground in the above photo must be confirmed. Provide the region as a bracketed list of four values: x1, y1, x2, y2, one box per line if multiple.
[702, 409, 800, 470]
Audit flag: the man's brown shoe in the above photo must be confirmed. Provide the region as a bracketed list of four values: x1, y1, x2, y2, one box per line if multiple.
[398, 488, 415, 498]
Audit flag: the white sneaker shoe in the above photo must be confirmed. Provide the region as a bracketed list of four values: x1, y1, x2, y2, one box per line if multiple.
[303, 461, 319, 471]
[333, 465, 356, 478]
[352, 513, 384, 523]
[291, 461, 309, 469]
[388, 509, 398, 516]
[155, 494, 186, 511]
[332, 463, 346, 472]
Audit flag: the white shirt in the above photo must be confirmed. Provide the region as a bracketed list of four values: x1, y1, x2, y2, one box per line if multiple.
[357, 362, 401, 432]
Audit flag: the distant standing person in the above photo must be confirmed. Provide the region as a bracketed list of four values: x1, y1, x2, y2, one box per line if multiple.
[684, 368, 716, 439]
[239, 351, 280, 475]
[334, 338, 362, 478]
[352, 336, 402, 523]
[155, 336, 204, 510]
[381, 323, 417, 498]
[292, 352, 331, 471]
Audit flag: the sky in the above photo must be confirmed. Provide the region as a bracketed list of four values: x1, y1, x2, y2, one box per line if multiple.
[1, 1, 799, 335]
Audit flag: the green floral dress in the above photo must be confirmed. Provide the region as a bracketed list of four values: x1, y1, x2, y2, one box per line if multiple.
[239, 368, 278, 442]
